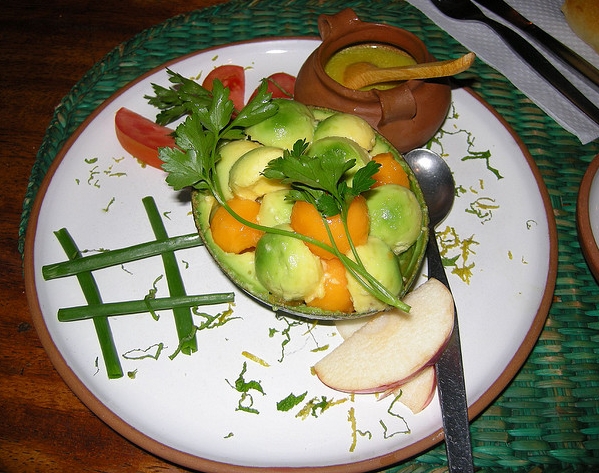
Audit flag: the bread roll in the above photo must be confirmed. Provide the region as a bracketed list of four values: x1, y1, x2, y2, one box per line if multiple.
[562, 0, 599, 53]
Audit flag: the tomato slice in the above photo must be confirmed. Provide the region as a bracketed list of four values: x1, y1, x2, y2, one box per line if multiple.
[250, 72, 296, 101]
[202, 64, 245, 111]
[115, 107, 175, 169]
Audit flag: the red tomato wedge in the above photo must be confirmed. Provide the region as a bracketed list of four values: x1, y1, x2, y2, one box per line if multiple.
[202, 64, 245, 111]
[250, 72, 296, 101]
[115, 107, 175, 169]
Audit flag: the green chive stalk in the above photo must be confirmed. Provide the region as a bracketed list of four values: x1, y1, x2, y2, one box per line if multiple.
[142, 196, 197, 355]
[58, 293, 235, 322]
[53, 228, 123, 379]
[42, 233, 203, 280]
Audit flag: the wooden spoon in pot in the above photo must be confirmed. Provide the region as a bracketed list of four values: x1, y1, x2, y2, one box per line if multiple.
[343, 52, 475, 89]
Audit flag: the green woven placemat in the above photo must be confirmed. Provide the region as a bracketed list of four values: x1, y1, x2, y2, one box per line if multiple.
[20, 0, 599, 471]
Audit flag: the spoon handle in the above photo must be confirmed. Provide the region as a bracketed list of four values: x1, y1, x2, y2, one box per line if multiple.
[427, 233, 474, 473]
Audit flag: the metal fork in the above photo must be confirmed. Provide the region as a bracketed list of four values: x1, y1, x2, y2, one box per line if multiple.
[473, 0, 599, 87]
[431, 0, 599, 126]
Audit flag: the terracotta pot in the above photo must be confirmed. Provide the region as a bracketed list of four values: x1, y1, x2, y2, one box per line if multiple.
[295, 8, 451, 153]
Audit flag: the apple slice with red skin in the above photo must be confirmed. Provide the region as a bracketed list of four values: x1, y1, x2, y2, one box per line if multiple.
[382, 365, 437, 414]
[314, 278, 454, 394]
[335, 305, 437, 413]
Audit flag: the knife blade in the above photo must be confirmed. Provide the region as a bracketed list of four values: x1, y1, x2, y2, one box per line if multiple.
[473, 0, 599, 88]
[427, 228, 474, 472]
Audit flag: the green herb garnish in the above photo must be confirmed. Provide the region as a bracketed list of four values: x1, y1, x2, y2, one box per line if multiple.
[57, 293, 234, 322]
[263, 139, 378, 218]
[160, 78, 277, 198]
[277, 391, 308, 412]
[227, 362, 265, 415]
[145, 68, 213, 126]
[42, 232, 203, 280]
[52, 228, 123, 379]
[142, 196, 196, 355]
[158, 75, 410, 312]
[44, 197, 236, 379]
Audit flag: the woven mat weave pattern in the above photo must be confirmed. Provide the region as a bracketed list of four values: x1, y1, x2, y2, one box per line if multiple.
[20, 1, 599, 471]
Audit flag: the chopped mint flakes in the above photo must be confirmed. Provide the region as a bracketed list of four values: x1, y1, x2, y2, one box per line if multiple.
[276, 392, 308, 412]
[123, 343, 165, 361]
[227, 362, 265, 415]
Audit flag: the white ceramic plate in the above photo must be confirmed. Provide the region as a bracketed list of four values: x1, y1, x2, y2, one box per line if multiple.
[577, 154, 599, 282]
[24, 38, 557, 472]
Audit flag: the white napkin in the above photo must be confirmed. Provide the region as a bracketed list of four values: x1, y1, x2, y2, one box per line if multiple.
[406, 0, 599, 144]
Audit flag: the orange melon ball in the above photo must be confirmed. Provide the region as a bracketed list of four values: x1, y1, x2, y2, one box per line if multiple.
[371, 152, 410, 188]
[210, 197, 263, 254]
[307, 257, 354, 313]
[290, 196, 369, 259]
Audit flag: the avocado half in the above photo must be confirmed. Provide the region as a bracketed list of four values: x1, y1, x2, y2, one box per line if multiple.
[190, 105, 429, 320]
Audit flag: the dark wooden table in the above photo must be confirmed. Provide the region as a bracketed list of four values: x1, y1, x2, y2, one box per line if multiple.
[0, 2, 227, 472]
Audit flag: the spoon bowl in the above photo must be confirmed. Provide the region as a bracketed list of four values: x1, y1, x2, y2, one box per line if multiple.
[404, 148, 455, 227]
[343, 52, 475, 90]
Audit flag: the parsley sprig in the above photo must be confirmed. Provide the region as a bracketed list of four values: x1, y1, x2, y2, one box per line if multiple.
[264, 142, 408, 312]
[263, 139, 378, 217]
[159, 78, 277, 201]
[145, 69, 212, 126]
[157, 75, 409, 313]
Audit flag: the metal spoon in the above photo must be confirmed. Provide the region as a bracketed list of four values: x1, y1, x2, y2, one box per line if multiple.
[343, 52, 475, 89]
[431, 0, 599, 126]
[404, 148, 474, 473]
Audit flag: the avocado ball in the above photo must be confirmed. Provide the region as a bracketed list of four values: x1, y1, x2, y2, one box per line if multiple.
[245, 99, 316, 150]
[192, 194, 267, 295]
[255, 225, 324, 302]
[345, 236, 403, 313]
[311, 108, 336, 121]
[313, 112, 376, 151]
[307, 136, 370, 183]
[257, 189, 293, 227]
[228, 146, 289, 200]
[216, 140, 262, 201]
[365, 184, 423, 254]
[370, 137, 393, 156]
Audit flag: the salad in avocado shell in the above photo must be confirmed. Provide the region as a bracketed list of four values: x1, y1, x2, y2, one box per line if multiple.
[187, 98, 429, 319]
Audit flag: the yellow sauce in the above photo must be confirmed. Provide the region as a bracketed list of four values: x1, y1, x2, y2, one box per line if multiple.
[325, 43, 416, 90]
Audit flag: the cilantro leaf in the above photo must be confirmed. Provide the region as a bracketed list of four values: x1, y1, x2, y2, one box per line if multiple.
[350, 160, 380, 197]
[160, 115, 213, 191]
[232, 81, 279, 128]
[264, 140, 353, 192]
[145, 69, 212, 125]
[262, 138, 379, 218]
[194, 80, 235, 135]
[158, 75, 279, 205]
[263, 139, 360, 216]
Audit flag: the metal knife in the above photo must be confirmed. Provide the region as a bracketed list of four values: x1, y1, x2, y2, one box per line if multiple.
[473, 0, 599, 88]
[441, 1, 599, 126]
[427, 228, 474, 472]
